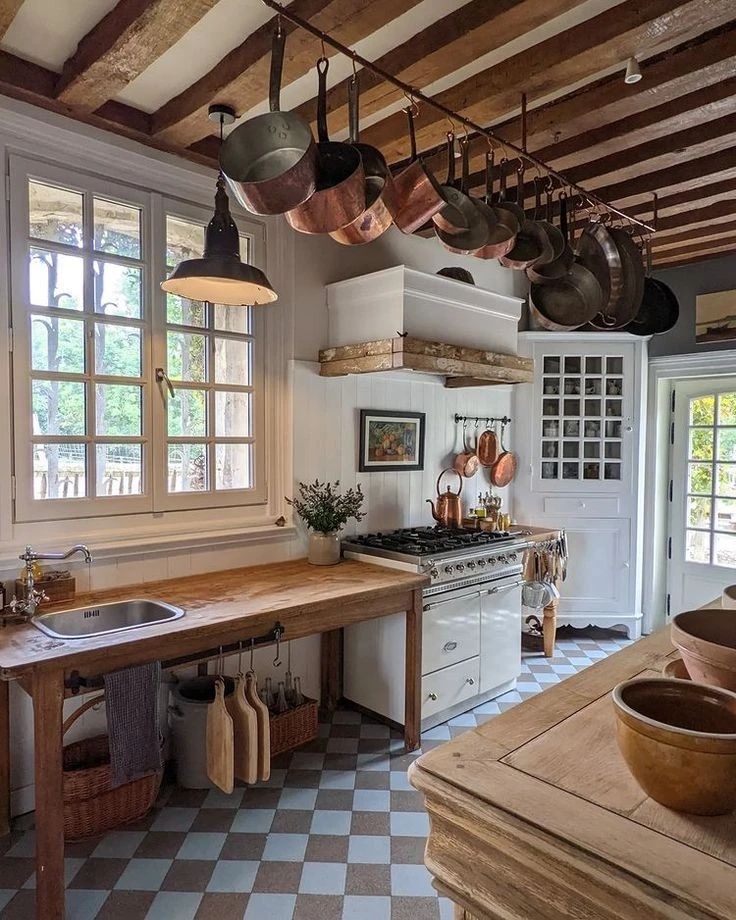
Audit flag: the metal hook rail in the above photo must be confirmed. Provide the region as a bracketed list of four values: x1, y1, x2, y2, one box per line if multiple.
[259, 0, 655, 234]
[454, 414, 511, 426]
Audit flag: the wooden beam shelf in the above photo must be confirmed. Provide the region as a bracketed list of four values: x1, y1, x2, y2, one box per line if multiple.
[318, 336, 534, 388]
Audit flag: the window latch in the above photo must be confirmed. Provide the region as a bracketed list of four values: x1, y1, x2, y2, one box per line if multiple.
[155, 367, 176, 398]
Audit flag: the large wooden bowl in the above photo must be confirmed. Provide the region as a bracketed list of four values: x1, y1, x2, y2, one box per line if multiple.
[612, 677, 736, 815]
[722, 585, 736, 608]
[671, 608, 736, 690]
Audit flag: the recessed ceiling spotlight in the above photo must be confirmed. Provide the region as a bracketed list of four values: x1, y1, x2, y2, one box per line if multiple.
[625, 57, 642, 85]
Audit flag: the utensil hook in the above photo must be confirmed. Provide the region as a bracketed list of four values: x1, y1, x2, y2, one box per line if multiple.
[273, 627, 282, 668]
[250, 638, 255, 673]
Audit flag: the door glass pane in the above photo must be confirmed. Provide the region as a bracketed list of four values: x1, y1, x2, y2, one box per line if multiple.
[93, 198, 141, 258]
[564, 357, 580, 374]
[542, 441, 558, 459]
[216, 443, 252, 490]
[541, 461, 558, 479]
[688, 496, 711, 529]
[215, 337, 251, 386]
[95, 323, 141, 377]
[215, 391, 251, 438]
[562, 462, 578, 479]
[96, 444, 143, 496]
[32, 380, 85, 436]
[168, 389, 207, 438]
[563, 420, 579, 437]
[689, 463, 713, 495]
[29, 248, 83, 309]
[543, 356, 560, 374]
[542, 399, 558, 417]
[690, 395, 714, 426]
[718, 393, 736, 426]
[166, 216, 204, 263]
[604, 463, 621, 480]
[29, 181, 83, 247]
[167, 331, 206, 381]
[690, 428, 713, 460]
[214, 303, 251, 335]
[31, 314, 84, 373]
[543, 377, 559, 395]
[606, 357, 623, 374]
[95, 384, 141, 436]
[166, 293, 206, 327]
[168, 443, 207, 492]
[562, 442, 579, 458]
[717, 428, 736, 462]
[715, 498, 736, 532]
[717, 464, 736, 497]
[715, 532, 736, 567]
[686, 530, 710, 564]
[583, 462, 599, 479]
[94, 261, 142, 318]
[33, 443, 87, 499]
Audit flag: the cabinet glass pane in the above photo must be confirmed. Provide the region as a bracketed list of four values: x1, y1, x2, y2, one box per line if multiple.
[606, 357, 623, 374]
[605, 399, 622, 418]
[583, 463, 600, 480]
[564, 357, 581, 374]
[542, 441, 558, 458]
[585, 357, 601, 375]
[543, 357, 560, 374]
[563, 379, 581, 395]
[562, 442, 579, 458]
[606, 378, 623, 396]
[584, 442, 600, 458]
[562, 462, 579, 479]
[563, 420, 579, 438]
[584, 398, 601, 416]
[543, 399, 559, 417]
[541, 462, 558, 479]
[604, 462, 621, 480]
[584, 420, 601, 439]
[543, 378, 560, 394]
[604, 441, 621, 459]
[563, 399, 580, 416]
[605, 420, 622, 439]
[584, 378, 601, 395]
[542, 420, 559, 438]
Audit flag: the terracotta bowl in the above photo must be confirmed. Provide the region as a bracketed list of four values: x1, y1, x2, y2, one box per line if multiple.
[671, 608, 736, 691]
[612, 677, 736, 815]
[722, 585, 736, 608]
[662, 657, 690, 680]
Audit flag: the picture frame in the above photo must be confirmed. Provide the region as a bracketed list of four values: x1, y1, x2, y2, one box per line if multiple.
[358, 410, 425, 472]
[695, 290, 736, 344]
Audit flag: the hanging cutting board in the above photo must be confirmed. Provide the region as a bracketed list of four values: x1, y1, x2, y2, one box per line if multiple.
[246, 671, 271, 782]
[226, 673, 259, 785]
[206, 677, 234, 793]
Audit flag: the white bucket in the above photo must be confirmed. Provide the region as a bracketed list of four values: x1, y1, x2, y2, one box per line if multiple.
[169, 676, 235, 789]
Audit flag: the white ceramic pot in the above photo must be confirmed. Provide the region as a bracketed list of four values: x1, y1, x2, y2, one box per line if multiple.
[308, 531, 341, 566]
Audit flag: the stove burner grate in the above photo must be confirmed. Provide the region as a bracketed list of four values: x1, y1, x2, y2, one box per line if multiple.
[351, 526, 514, 555]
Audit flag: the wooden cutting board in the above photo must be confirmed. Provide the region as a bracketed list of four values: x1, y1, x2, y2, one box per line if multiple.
[206, 677, 234, 794]
[246, 671, 271, 782]
[226, 673, 259, 785]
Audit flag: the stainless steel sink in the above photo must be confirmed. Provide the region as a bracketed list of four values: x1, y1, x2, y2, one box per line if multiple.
[32, 599, 184, 639]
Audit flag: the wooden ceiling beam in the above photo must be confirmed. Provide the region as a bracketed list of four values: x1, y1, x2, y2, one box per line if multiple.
[55, 0, 219, 113]
[292, 0, 587, 137]
[651, 239, 736, 264]
[0, 0, 23, 38]
[362, 0, 736, 163]
[151, 0, 423, 148]
[653, 220, 736, 250]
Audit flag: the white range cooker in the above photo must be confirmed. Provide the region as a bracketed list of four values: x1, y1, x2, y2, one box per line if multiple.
[342, 527, 530, 730]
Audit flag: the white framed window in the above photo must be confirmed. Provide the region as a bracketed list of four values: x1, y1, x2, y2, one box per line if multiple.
[9, 156, 268, 523]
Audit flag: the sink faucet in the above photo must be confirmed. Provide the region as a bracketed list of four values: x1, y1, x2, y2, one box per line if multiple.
[5, 544, 93, 621]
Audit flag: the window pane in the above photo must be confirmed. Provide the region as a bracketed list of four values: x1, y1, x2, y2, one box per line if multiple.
[717, 464, 736, 497]
[715, 532, 736, 567]
[216, 442, 252, 490]
[29, 181, 83, 247]
[689, 427, 713, 460]
[715, 498, 736, 532]
[94, 261, 141, 318]
[688, 496, 711, 529]
[718, 393, 736, 426]
[686, 530, 710, 564]
[30, 248, 83, 309]
[166, 216, 204, 264]
[167, 293, 206, 327]
[95, 323, 141, 377]
[32, 380, 85, 436]
[95, 384, 141, 436]
[96, 444, 143, 496]
[31, 314, 84, 373]
[690, 395, 714, 426]
[717, 428, 736, 462]
[167, 331, 206, 382]
[93, 198, 141, 258]
[168, 443, 207, 492]
[214, 303, 251, 335]
[689, 463, 713, 495]
[168, 389, 206, 438]
[215, 391, 251, 437]
[33, 443, 86, 499]
[215, 337, 251, 385]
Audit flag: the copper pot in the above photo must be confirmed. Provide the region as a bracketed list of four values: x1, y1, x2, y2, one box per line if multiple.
[453, 423, 479, 478]
[427, 469, 463, 529]
[477, 422, 498, 467]
[392, 107, 446, 234]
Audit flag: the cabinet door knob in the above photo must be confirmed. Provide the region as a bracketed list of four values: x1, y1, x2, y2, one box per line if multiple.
[466, 677, 475, 686]
[443, 640, 458, 652]
[428, 692, 438, 701]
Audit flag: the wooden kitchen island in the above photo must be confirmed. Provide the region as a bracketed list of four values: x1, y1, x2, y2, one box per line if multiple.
[0, 558, 427, 920]
[410, 627, 736, 920]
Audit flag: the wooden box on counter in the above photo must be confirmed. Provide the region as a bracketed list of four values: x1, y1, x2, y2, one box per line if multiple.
[15, 574, 75, 605]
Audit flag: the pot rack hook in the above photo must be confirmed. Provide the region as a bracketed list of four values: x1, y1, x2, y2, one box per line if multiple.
[651, 192, 658, 232]
[273, 627, 282, 668]
[250, 637, 255, 672]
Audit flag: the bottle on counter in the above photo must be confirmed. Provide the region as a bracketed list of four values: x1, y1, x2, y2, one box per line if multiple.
[275, 681, 289, 714]
[292, 677, 305, 707]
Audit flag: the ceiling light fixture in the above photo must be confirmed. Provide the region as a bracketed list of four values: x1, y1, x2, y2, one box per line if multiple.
[161, 104, 278, 307]
[624, 57, 642, 85]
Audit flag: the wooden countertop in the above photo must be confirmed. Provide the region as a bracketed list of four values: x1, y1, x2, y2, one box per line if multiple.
[410, 627, 736, 920]
[0, 558, 428, 679]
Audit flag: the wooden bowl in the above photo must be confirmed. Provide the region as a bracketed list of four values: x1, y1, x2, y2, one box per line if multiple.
[612, 677, 736, 815]
[662, 657, 690, 680]
[722, 585, 736, 608]
[671, 608, 736, 691]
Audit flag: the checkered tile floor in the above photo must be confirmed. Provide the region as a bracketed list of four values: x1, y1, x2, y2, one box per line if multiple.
[0, 628, 633, 919]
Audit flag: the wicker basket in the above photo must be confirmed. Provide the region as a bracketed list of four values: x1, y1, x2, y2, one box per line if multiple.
[63, 694, 162, 841]
[269, 699, 318, 757]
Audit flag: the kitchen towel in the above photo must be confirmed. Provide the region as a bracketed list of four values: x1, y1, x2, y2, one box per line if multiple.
[103, 661, 162, 788]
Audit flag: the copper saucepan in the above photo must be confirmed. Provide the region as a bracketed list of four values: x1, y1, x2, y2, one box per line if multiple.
[392, 106, 446, 234]
[454, 421, 480, 478]
[477, 421, 499, 467]
[490, 422, 517, 487]
[473, 151, 517, 260]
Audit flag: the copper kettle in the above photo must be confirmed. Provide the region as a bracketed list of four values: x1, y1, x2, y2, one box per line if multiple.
[427, 469, 463, 529]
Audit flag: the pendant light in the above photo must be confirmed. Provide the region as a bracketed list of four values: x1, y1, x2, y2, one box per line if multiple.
[161, 104, 278, 306]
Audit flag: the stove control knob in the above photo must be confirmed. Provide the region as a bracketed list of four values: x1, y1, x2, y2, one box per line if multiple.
[444, 565, 454, 575]
[477, 559, 487, 568]
[430, 568, 439, 579]
[488, 557, 496, 565]
[509, 552, 518, 562]
[456, 563, 465, 573]
[498, 554, 507, 564]
[466, 561, 476, 570]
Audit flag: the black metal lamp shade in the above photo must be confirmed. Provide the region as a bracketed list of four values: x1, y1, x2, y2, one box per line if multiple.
[161, 175, 277, 306]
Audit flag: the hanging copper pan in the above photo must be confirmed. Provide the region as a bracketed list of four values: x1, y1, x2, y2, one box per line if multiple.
[436, 137, 491, 254]
[433, 133, 474, 236]
[329, 77, 395, 245]
[499, 164, 551, 270]
[474, 150, 516, 260]
[477, 420, 499, 467]
[490, 422, 517, 487]
[392, 106, 446, 234]
[285, 57, 365, 234]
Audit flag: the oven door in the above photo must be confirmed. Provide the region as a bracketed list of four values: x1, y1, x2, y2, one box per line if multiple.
[480, 573, 523, 695]
[422, 585, 482, 674]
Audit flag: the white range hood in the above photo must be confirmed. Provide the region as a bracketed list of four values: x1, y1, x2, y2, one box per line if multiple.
[326, 265, 523, 357]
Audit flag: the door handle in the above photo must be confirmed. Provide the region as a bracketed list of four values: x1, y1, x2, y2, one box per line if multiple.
[428, 692, 438, 701]
[156, 367, 176, 398]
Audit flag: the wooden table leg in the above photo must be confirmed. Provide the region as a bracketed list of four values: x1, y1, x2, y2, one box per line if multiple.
[542, 598, 558, 658]
[32, 669, 65, 920]
[0, 680, 9, 837]
[320, 628, 343, 714]
[404, 588, 423, 752]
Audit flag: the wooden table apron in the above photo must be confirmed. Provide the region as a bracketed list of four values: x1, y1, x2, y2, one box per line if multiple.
[0, 558, 427, 920]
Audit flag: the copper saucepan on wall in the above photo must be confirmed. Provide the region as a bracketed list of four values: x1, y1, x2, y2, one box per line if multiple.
[490, 422, 517, 487]
[477, 420, 499, 467]
[454, 421, 480, 478]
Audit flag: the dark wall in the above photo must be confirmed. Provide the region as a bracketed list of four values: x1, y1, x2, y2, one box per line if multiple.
[651, 253, 736, 357]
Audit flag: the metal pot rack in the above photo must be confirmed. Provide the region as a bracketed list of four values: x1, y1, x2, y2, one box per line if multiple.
[454, 415, 512, 426]
[259, 0, 655, 235]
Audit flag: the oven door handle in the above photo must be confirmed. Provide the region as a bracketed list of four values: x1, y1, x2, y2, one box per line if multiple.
[423, 590, 482, 611]
[485, 579, 524, 595]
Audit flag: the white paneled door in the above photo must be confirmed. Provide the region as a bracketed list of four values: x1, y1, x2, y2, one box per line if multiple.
[669, 377, 736, 614]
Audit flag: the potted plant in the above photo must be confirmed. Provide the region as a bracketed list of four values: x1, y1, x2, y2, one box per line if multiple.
[286, 480, 365, 565]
